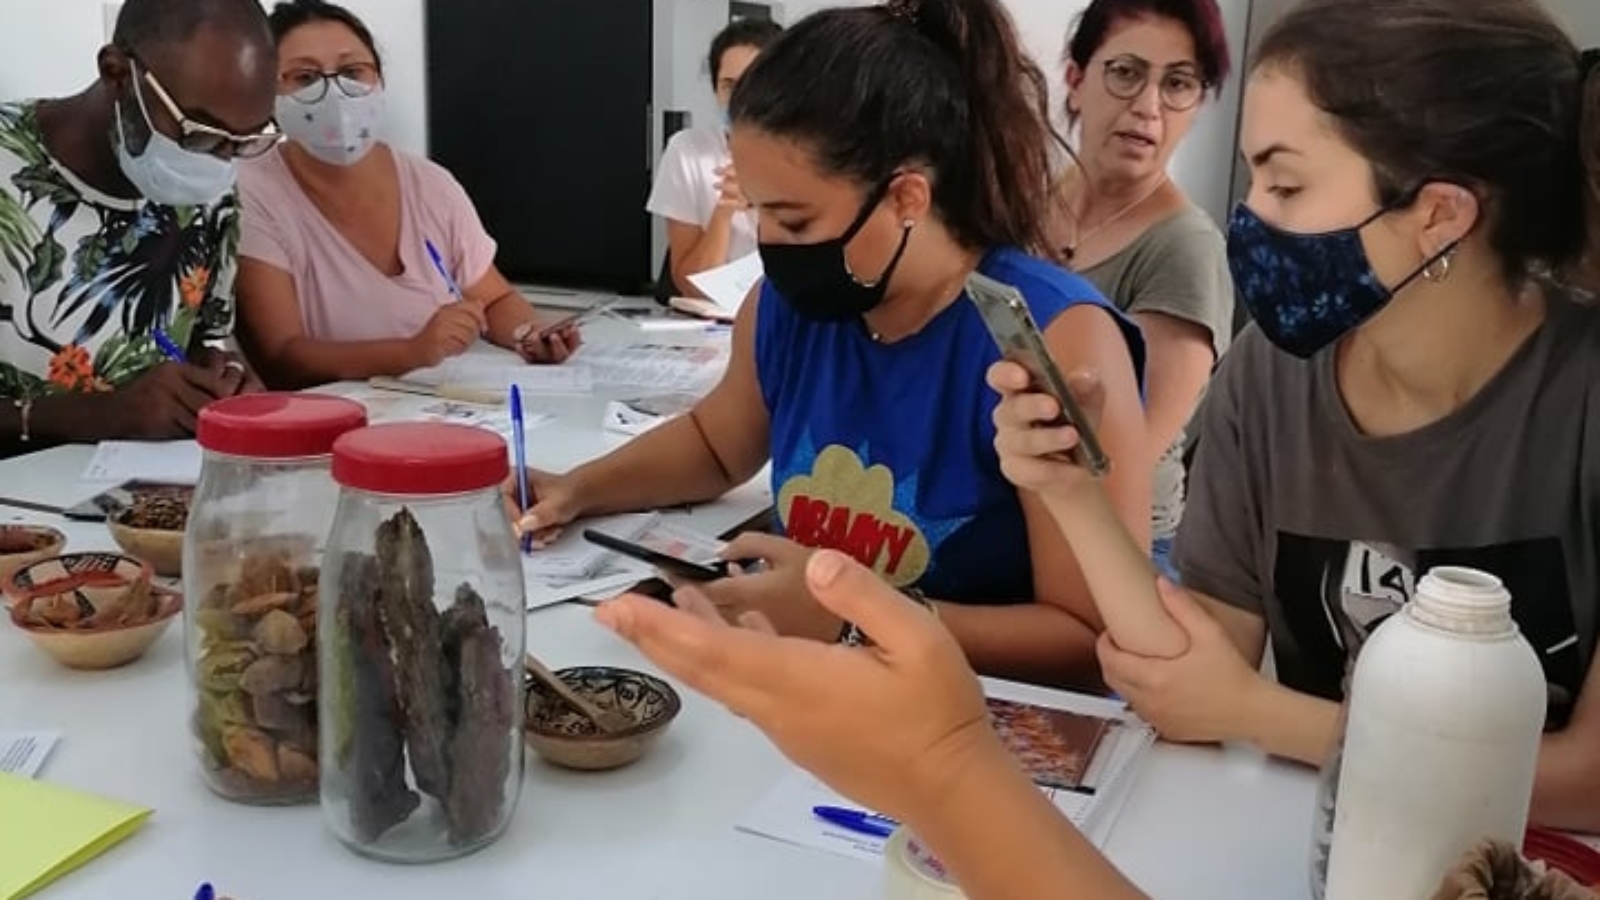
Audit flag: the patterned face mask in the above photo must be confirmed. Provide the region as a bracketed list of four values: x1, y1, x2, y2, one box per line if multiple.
[1226, 202, 1452, 358]
[276, 82, 386, 167]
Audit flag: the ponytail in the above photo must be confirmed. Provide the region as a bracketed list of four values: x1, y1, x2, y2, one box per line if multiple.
[729, 0, 1065, 256]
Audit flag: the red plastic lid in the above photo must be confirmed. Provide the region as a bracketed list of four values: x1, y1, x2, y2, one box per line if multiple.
[196, 393, 367, 459]
[331, 423, 508, 496]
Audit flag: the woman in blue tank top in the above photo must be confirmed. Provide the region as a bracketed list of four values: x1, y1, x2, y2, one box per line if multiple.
[513, 0, 1149, 688]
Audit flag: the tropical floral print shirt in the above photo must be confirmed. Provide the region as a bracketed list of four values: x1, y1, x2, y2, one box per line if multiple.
[0, 102, 237, 398]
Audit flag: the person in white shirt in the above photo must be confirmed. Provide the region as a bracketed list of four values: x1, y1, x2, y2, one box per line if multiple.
[646, 19, 783, 298]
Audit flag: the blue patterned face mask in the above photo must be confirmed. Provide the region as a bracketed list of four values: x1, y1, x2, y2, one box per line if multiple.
[1226, 203, 1447, 358]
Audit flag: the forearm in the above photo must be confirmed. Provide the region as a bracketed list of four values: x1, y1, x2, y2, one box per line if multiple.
[1042, 489, 1187, 659]
[1531, 729, 1600, 832]
[483, 291, 536, 349]
[937, 599, 1104, 690]
[567, 413, 760, 518]
[673, 213, 735, 295]
[909, 737, 1148, 900]
[1236, 678, 1340, 766]
[258, 337, 423, 389]
[12, 392, 116, 445]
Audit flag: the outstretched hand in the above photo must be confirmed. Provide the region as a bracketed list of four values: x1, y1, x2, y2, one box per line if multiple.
[596, 550, 998, 823]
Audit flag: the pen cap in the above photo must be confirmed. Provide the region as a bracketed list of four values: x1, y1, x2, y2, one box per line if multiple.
[883, 829, 968, 900]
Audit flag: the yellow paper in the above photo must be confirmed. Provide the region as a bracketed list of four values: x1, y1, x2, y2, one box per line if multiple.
[0, 773, 152, 900]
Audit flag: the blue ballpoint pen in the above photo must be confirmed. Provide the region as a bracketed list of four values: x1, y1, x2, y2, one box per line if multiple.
[813, 805, 899, 839]
[424, 239, 465, 301]
[151, 327, 187, 363]
[193, 883, 215, 900]
[510, 385, 533, 553]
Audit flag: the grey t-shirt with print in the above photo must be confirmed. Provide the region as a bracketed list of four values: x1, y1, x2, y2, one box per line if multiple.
[1175, 289, 1599, 728]
[1082, 205, 1234, 542]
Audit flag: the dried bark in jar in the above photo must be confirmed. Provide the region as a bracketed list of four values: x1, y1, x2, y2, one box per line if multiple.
[373, 509, 452, 800]
[441, 584, 515, 845]
[335, 551, 421, 841]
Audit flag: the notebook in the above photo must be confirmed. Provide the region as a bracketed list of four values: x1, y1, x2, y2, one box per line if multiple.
[0, 773, 152, 900]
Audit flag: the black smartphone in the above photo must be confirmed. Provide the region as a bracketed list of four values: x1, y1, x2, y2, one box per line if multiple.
[62, 480, 192, 522]
[582, 529, 733, 582]
[966, 271, 1112, 477]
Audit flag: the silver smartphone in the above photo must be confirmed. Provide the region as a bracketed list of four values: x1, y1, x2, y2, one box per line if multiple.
[967, 272, 1111, 477]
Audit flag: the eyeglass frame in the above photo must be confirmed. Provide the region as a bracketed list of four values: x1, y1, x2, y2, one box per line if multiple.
[123, 51, 282, 158]
[1099, 54, 1208, 113]
[278, 62, 384, 105]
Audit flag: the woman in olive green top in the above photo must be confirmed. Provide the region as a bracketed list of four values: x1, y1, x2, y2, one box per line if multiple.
[1053, 0, 1235, 579]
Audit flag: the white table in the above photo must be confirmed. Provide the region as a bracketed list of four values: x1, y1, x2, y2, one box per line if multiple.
[0, 308, 1320, 900]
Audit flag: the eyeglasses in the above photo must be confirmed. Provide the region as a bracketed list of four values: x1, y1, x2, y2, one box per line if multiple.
[128, 56, 282, 158]
[1101, 54, 1206, 112]
[280, 63, 383, 104]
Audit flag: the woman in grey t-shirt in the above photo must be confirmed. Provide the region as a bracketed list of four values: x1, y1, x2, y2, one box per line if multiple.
[1051, 0, 1236, 580]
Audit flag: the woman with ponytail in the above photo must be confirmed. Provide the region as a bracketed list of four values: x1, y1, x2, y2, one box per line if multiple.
[510, 0, 1150, 689]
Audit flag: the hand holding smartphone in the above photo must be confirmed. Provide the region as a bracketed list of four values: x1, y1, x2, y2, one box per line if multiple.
[966, 271, 1111, 477]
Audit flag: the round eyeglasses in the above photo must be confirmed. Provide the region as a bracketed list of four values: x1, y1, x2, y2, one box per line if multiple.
[280, 63, 382, 104]
[1101, 54, 1206, 112]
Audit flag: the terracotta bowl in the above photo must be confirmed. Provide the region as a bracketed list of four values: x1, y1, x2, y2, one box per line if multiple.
[6, 552, 181, 670]
[107, 515, 184, 578]
[0, 525, 67, 602]
[524, 666, 682, 771]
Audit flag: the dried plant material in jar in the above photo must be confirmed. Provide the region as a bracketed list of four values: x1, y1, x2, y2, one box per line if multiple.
[326, 512, 518, 850]
[191, 542, 321, 803]
[334, 551, 421, 841]
[373, 509, 452, 799]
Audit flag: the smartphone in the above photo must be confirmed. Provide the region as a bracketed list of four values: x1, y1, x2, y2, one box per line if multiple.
[62, 480, 192, 522]
[582, 529, 734, 582]
[533, 300, 618, 342]
[966, 271, 1111, 477]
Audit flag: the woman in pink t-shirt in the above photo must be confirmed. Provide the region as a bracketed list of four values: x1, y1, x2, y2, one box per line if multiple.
[235, 0, 580, 389]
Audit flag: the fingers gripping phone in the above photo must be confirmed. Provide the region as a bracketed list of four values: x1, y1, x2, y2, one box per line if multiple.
[582, 529, 734, 582]
[966, 272, 1112, 477]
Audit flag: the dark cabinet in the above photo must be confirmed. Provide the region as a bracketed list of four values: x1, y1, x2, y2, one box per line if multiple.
[426, 1, 655, 292]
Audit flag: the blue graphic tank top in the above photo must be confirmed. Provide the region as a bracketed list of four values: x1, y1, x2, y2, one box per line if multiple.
[756, 246, 1145, 604]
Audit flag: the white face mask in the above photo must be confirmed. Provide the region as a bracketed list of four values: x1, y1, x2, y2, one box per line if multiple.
[276, 82, 386, 167]
[113, 67, 238, 207]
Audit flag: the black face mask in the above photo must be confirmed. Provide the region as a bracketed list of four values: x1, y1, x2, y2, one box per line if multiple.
[758, 178, 913, 321]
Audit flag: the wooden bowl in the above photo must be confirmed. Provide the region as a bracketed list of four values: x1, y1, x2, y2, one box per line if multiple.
[0, 525, 66, 602]
[107, 516, 184, 578]
[6, 553, 181, 670]
[523, 666, 681, 771]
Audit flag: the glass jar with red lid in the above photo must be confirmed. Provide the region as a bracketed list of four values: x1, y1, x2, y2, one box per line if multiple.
[184, 393, 368, 805]
[319, 422, 524, 862]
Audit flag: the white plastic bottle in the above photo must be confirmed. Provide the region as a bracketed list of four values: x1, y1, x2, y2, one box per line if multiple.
[1324, 567, 1547, 900]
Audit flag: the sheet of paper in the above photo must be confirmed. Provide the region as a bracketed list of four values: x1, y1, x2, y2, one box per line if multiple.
[0, 733, 58, 779]
[602, 393, 699, 437]
[407, 356, 596, 395]
[569, 344, 729, 394]
[0, 773, 152, 900]
[737, 695, 1155, 863]
[81, 440, 202, 484]
[687, 252, 764, 315]
[523, 558, 655, 612]
[521, 513, 656, 580]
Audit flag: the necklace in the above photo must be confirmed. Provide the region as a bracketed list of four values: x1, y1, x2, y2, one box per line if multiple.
[1062, 175, 1169, 262]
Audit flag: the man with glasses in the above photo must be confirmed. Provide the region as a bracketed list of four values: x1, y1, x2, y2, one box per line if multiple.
[0, 0, 280, 456]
